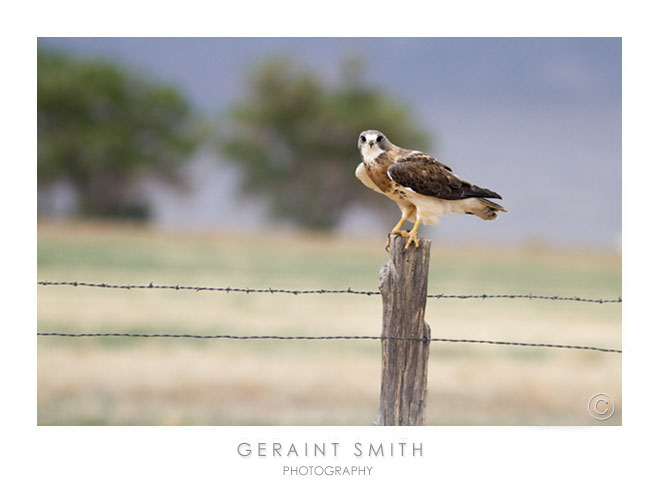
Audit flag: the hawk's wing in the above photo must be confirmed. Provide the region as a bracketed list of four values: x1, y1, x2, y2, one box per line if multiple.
[387, 152, 502, 201]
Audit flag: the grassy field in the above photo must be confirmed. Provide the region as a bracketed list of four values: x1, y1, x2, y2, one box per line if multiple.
[37, 221, 622, 425]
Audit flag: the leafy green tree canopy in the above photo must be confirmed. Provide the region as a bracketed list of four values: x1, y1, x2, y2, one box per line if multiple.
[38, 49, 199, 219]
[220, 57, 429, 229]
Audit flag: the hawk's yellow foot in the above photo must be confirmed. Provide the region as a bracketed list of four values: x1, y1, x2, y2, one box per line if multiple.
[404, 230, 420, 249]
[385, 229, 409, 251]
[403, 217, 422, 250]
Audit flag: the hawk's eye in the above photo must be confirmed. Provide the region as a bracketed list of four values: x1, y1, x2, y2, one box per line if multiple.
[360, 136, 366, 143]
[376, 135, 383, 142]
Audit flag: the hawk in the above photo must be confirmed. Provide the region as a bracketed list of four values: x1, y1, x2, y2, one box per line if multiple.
[355, 129, 507, 250]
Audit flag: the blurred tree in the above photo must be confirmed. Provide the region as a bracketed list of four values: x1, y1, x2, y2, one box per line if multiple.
[38, 49, 199, 219]
[220, 57, 430, 229]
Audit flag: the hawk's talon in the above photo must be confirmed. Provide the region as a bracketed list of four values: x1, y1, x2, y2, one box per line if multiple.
[404, 231, 420, 250]
[385, 230, 410, 251]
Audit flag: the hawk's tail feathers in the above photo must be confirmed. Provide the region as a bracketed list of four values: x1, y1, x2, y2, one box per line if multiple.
[469, 198, 508, 221]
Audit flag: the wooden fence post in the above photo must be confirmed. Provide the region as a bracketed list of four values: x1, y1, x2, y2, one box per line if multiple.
[375, 234, 432, 426]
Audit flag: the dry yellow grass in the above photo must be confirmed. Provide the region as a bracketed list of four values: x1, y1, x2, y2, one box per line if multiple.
[37, 221, 621, 425]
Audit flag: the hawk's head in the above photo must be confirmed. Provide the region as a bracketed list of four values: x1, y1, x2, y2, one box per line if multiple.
[358, 129, 392, 161]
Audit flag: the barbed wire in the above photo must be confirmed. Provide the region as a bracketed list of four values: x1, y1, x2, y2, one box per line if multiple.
[37, 281, 622, 304]
[36, 332, 622, 354]
[37, 280, 622, 353]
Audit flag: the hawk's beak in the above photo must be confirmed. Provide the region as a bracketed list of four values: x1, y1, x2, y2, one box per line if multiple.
[368, 141, 374, 148]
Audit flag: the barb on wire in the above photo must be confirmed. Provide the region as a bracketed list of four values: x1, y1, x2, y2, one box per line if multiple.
[37, 281, 622, 304]
[36, 332, 622, 354]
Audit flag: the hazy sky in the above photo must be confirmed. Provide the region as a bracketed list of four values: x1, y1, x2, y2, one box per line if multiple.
[39, 37, 621, 249]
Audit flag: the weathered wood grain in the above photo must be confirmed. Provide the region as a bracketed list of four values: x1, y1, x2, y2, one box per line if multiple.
[375, 234, 432, 426]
